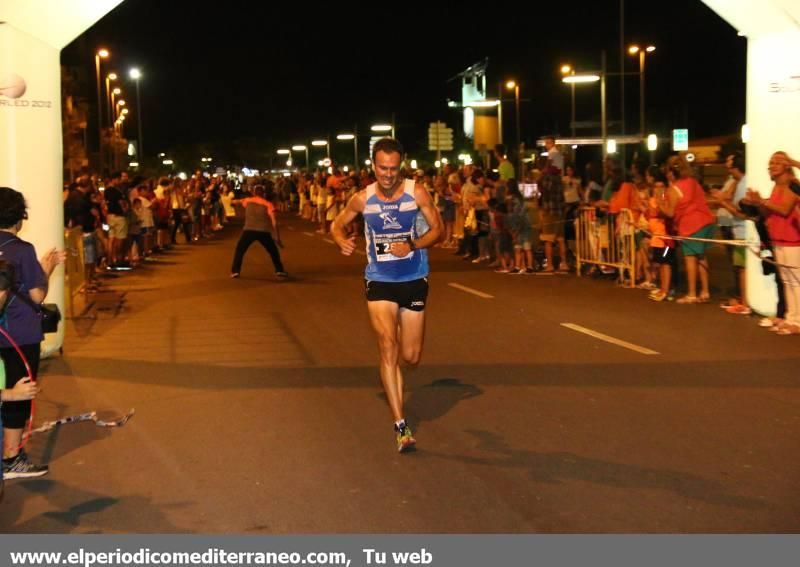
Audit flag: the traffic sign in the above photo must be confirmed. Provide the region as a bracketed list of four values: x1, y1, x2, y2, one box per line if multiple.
[672, 128, 689, 151]
[428, 121, 454, 151]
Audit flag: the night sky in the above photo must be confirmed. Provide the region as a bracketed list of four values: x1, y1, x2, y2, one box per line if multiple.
[61, 0, 746, 167]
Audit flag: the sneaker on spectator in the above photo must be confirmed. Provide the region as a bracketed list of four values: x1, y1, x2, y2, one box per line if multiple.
[759, 317, 778, 328]
[494, 268, 510, 274]
[649, 290, 668, 302]
[507, 268, 522, 275]
[276, 271, 289, 278]
[524, 267, 536, 275]
[726, 304, 752, 315]
[3, 450, 48, 480]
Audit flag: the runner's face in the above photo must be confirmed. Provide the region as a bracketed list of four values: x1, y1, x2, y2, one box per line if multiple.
[374, 151, 402, 191]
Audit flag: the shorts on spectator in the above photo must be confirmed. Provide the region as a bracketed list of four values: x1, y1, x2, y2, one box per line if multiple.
[82, 233, 96, 265]
[681, 224, 715, 256]
[107, 214, 129, 239]
[539, 210, 562, 242]
[499, 233, 514, 255]
[651, 246, 675, 265]
[732, 245, 747, 268]
[514, 228, 533, 250]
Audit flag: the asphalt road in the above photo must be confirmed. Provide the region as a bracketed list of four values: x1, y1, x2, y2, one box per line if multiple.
[1, 213, 798, 533]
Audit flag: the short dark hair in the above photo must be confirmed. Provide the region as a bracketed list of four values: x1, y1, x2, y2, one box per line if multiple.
[728, 151, 746, 174]
[494, 144, 506, 156]
[0, 187, 28, 229]
[647, 165, 667, 185]
[371, 138, 404, 161]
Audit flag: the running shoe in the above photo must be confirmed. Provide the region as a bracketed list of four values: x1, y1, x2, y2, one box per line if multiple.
[2, 450, 48, 480]
[275, 271, 289, 278]
[395, 423, 416, 453]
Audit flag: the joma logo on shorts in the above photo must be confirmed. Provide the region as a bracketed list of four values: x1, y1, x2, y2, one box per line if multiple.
[411, 301, 424, 307]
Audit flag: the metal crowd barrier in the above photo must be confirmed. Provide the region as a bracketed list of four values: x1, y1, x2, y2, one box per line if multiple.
[64, 227, 85, 318]
[575, 207, 636, 287]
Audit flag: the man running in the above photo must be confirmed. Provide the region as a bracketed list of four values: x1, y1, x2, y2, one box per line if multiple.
[331, 138, 442, 452]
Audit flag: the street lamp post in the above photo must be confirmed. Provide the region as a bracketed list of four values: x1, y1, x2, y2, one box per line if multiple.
[129, 68, 144, 162]
[561, 65, 576, 137]
[505, 80, 521, 176]
[311, 139, 330, 164]
[336, 133, 357, 170]
[628, 45, 655, 136]
[292, 145, 309, 170]
[105, 72, 117, 134]
[561, 53, 607, 157]
[94, 49, 109, 172]
[114, 100, 126, 170]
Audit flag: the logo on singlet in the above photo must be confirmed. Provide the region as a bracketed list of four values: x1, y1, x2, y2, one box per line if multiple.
[379, 212, 402, 230]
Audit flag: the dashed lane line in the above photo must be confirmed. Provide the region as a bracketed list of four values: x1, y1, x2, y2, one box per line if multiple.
[447, 283, 494, 299]
[560, 323, 660, 355]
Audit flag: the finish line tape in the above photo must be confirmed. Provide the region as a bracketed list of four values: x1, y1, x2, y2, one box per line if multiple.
[30, 409, 135, 435]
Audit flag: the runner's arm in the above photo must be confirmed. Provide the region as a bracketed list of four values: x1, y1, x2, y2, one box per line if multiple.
[331, 190, 365, 255]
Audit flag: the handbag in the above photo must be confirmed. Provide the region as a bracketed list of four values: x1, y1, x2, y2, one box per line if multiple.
[12, 287, 61, 334]
[0, 237, 61, 334]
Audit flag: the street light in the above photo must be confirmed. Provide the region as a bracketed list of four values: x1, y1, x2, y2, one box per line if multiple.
[105, 72, 117, 132]
[505, 80, 521, 175]
[292, 145, 309, 169]
[277, 148, 290, 155]
[560, 52, 608, 157]
[628, 44, 655, 136]
[94, 48, 110, 171]
[337, 133, 357, 169]
[312, 139, 330, 161]
[129, 67, 144, 160]
[371, 123, 394, 138]
[561, 64, 577, 137]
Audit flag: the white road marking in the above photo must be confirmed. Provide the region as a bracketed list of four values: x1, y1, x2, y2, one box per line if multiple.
[303, 232, 315, 237]
[447, 283, 494, 299]
[560, 323, 660, 355]
[323, 238, 335, 244]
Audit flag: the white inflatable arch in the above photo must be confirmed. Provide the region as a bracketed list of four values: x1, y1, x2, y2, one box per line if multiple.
[1, 0, 123, 353]
[702, 0, 800, 315]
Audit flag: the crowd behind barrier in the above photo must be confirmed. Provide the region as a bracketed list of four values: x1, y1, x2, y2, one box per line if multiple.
[57, 143, 800, 336]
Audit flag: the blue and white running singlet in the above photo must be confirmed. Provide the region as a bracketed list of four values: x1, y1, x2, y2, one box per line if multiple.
[363, 180, 429, 283]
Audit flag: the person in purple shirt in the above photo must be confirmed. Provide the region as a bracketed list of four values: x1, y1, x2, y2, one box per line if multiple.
[0, 187, 65, 479]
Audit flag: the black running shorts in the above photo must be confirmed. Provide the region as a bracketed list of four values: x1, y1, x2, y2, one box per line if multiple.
[364, 278, 429, 311]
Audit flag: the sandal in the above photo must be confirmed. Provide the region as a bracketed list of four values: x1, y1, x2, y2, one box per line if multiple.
[775, 324, 800, 336]
[649, 290, 667, 302]
[676, 295, 699, 304]
[698, 294, 711, 304]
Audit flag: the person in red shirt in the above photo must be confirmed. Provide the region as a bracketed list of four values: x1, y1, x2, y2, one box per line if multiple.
[658, 156, 715, 303]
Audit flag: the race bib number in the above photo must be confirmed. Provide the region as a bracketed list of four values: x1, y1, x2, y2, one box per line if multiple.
[374, 232, 414, 262]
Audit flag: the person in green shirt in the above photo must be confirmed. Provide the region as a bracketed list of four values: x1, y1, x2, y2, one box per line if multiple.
[494, 144, 516, 181]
